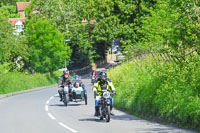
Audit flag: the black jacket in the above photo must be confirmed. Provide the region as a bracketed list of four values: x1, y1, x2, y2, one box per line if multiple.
[58, 75, 72, 87]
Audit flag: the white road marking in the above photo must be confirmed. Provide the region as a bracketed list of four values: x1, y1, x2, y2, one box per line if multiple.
[46, 100, 50, 104]
[87, 83, 92, 85]
[48, 113, 56, 120]
[45, 94, 78, 132]
[45, 105, 48, 111]
[58, 122, 78, 133]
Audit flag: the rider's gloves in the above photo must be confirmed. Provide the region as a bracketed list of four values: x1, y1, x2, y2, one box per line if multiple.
[95, 91, 98, 95]
[94, 91, 98, 98]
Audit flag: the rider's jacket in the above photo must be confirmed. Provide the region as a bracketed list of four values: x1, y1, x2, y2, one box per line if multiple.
[58, 75, 72, 87]
[91, 72, 97, 78]
[93, 78, 115, 95]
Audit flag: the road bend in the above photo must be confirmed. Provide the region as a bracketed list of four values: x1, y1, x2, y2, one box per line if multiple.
[0, 77, 196, 133]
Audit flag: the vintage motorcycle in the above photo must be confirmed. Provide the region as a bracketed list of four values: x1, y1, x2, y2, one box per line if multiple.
[98, 90, 111, 122]
[60, 81, 87, 106]
[59, 85, 69, 106]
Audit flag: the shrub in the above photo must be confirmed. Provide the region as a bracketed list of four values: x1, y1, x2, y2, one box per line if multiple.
[108, 54, 200, 131]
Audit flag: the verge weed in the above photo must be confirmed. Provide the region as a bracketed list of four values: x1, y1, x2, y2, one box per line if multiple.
[108, 54, 200, 131]
[0, 71, 62, 94]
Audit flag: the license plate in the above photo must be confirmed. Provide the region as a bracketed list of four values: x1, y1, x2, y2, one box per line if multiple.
[76, 91, 81, 94]
[64, 87, 68, 92]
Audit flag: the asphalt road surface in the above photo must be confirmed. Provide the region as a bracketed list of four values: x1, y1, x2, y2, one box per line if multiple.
[0, 77, 196, 133]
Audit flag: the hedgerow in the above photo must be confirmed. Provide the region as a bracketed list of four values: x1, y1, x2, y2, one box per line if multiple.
[108, 54, 200, 131]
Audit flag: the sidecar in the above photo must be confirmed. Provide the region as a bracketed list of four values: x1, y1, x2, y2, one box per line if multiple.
[70, 78, 87, 105]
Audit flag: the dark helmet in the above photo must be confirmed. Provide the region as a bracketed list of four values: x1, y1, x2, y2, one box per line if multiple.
[99, 71, 107, 81]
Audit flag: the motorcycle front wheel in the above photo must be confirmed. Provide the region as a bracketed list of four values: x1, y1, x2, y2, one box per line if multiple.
[99, 106, 103, 120]
[63, 94, 68, 106]
[105, 105, 110, 122]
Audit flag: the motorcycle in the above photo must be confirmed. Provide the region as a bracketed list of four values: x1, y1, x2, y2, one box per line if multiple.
[61, 83, 87, 106]
[61, 86, 70, 106]
[99, 90, 111, 122]
[91, 75, 97, 85]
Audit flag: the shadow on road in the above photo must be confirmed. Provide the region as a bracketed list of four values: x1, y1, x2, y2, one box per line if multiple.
[79, 118, 102, 122]
[68, 103, 83, 106]
[49, 103, 83, 107]
[111, 114, 141, 121]
[49, 104, 66, 107]
[134, 127, 196, 133]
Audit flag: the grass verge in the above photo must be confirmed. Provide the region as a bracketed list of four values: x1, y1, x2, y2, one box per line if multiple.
[108, 53, 200, 131]
[0, 71, 62, 94]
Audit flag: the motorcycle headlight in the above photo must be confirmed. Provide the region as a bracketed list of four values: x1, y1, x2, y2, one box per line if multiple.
[103, 91, 110, 99]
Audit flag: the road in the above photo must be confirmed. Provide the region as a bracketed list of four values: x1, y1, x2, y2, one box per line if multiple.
[0, 77, 196, 133]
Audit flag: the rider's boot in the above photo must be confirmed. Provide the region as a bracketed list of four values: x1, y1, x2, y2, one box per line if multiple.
[58, 90, 62, 101]
[94, 107, 99, 116]
[69, 94, 72, 101]
[110, 106, 114, 116]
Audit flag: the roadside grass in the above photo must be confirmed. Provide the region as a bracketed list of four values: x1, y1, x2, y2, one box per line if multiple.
[0, 71, 62, 94]
[108, 53, 200, 131]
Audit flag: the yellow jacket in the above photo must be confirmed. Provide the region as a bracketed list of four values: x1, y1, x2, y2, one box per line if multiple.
[93, 79, 115, 95]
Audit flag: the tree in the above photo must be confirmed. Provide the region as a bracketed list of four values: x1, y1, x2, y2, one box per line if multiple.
[0, 5, 21, 18]
[66, 24, 95, 68]
[0, 0, 30, 7]
[135, 0, 200, 53]
[0, 12, 28, 73]
[26, 20, 72, 73]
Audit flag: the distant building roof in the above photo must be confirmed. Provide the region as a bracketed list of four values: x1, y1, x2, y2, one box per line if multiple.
[8, 18, 26, 26]
[17, 2, 31, 12]
[82, 18, 96, 24]
[90, 19, 96, 24]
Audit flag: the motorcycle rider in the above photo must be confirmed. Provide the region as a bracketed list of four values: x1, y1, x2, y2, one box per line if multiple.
[58, 69, 72, 101]
[72, 75, 86, 96]
[93, 71, 116, 116]
[91, 70, 98, 83]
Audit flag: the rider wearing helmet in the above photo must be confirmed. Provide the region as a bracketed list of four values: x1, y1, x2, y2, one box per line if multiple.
[72, 74, 86, 97]
[91, 70, 98, 83]
[58, 69, 72, 101]
[93, 71, 116, 116]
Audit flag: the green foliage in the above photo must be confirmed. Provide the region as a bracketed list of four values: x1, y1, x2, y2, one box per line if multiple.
[0, 5, 21, 18]
[108, 54, 200, 130]
[0, 12, 28, 73]
[0, 13, 15, 63]
[26, 19, 72, 73]
[134, 0, 200, 52]
[67, 24, 95, 67]
[0, 0, 29, 6]
[0, 71, 62, 94]
[26, 0, 94, 68]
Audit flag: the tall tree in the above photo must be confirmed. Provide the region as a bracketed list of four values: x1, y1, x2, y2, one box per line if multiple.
[26, 20, 72, 72]
[0, 12, 28, 73]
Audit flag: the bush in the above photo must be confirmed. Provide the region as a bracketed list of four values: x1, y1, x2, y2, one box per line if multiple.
[108, 54, 200, 131]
